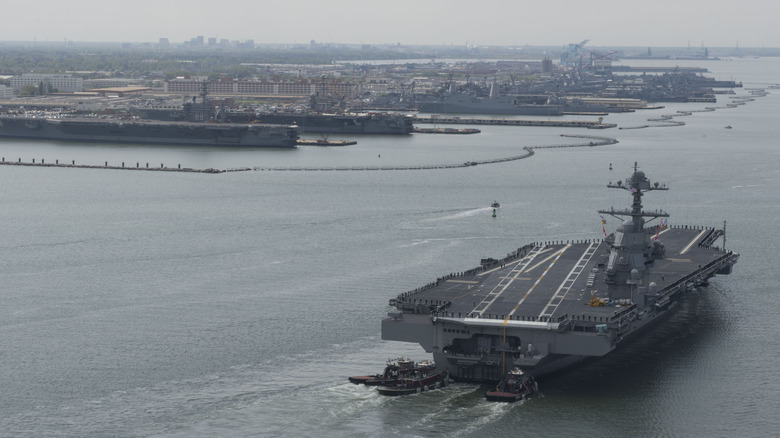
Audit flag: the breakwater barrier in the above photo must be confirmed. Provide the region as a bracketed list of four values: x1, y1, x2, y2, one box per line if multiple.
[1, 135, 618, 174]
[254, 135, 618, 171]
[619, 88, 768, 130]
[0, 157, 238, 173]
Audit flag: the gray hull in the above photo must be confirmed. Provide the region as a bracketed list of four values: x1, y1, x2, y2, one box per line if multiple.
[0, 117, 299, 148]
[256, 113, 414, 135]
[382, 167, 739, 382]
[417, 95, 562, 116]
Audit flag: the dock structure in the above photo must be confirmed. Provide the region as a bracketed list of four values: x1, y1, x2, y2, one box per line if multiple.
[413, 127, 481, 134]
[296, 139, 357, 146]
[414, 116, 616, 129]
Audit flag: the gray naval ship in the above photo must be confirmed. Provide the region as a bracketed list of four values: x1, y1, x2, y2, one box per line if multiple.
[382, 164, 739, 381]
[0, 116, 299, 148]
[416, 83, 563, 116]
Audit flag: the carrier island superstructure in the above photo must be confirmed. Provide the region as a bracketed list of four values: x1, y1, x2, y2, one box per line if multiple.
[382, 164, 739, 381]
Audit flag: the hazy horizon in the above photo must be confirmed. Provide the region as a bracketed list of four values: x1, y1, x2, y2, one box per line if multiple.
[3, 0, 777, 48]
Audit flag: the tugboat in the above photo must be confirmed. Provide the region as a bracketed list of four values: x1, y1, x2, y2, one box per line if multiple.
[349, 357, 419, 386]
[372, 359, 449, 396]
[485, 368, 539, 402]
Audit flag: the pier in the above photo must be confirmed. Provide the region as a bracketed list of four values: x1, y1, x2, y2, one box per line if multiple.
[413, 127, 481, 134]
[414, 116, 616, 129]
[296, 139, 357, 146]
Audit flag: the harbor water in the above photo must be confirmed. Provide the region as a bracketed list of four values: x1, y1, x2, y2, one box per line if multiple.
[1, 58, 778, 437]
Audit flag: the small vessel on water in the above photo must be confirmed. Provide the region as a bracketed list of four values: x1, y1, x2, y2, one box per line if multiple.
[376, 366, 449, 396]
[352, 358, 449, 396]
[348, 357, 421, 386]
[485, 368, 539, 402]
[491, 201, 501, 208]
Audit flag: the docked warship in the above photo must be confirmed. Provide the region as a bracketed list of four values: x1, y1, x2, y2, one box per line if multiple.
[382, 164, 739, 381]
[416, 83, 563, 116]
[132, 84, 413, 135]
[253, 112, 414, 135]
[0, 116, 299, 148]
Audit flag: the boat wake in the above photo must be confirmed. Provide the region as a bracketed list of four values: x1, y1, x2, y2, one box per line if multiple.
[420, 207, 493, 222]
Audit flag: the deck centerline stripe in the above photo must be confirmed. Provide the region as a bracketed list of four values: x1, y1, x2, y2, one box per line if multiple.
[680, 228, 709, 255]
[504, 245, 571, 324]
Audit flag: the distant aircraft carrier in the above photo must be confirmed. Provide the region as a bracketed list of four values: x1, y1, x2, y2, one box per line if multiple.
[382, 164, 739, 381]
[0, 116, 299, 148]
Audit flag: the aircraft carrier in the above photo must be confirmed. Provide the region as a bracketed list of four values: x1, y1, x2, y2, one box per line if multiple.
[0, 116, 299, 148]
[131, 84, 413, 135]
[382, 164, 739, 381]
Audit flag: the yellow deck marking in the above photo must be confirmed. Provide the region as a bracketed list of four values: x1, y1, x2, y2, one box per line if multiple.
[680, 228, 709, 255]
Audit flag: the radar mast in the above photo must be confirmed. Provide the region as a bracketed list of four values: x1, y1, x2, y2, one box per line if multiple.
[598, 162, 668, 306]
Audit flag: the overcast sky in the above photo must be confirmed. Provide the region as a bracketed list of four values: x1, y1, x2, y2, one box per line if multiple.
[2, 0, 777, 47]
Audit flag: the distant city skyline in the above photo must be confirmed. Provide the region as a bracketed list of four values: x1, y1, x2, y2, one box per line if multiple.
[2, 0, 778, 48]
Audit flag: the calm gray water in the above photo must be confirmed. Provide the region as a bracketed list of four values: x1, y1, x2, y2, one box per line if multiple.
[1, 58, 778, 437]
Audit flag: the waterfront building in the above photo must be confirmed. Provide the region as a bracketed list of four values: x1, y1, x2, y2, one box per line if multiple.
[164, 77, 361, 97]
[0, 85, 14, 99]
[84, 78, 144, 90]
[10, 74, 84, 93]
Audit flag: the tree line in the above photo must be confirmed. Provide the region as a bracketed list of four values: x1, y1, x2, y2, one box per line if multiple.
[0, 44, 431, 79]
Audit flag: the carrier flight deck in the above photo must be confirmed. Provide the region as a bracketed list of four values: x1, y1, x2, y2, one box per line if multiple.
[382, 164, 738, 381]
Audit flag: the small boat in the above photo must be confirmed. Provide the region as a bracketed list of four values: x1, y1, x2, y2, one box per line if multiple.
[348, 357, 424, 386]
[374, 359, 449, 396]
[725, 125, 732, 129]
[491, 201, 501, 208]
[485, 368, 539, 402]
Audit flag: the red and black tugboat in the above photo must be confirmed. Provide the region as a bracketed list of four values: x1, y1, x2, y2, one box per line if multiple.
[348, 357, 421, 386]
[485, 368, 539, 402]
[373, 359, 449, 396]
